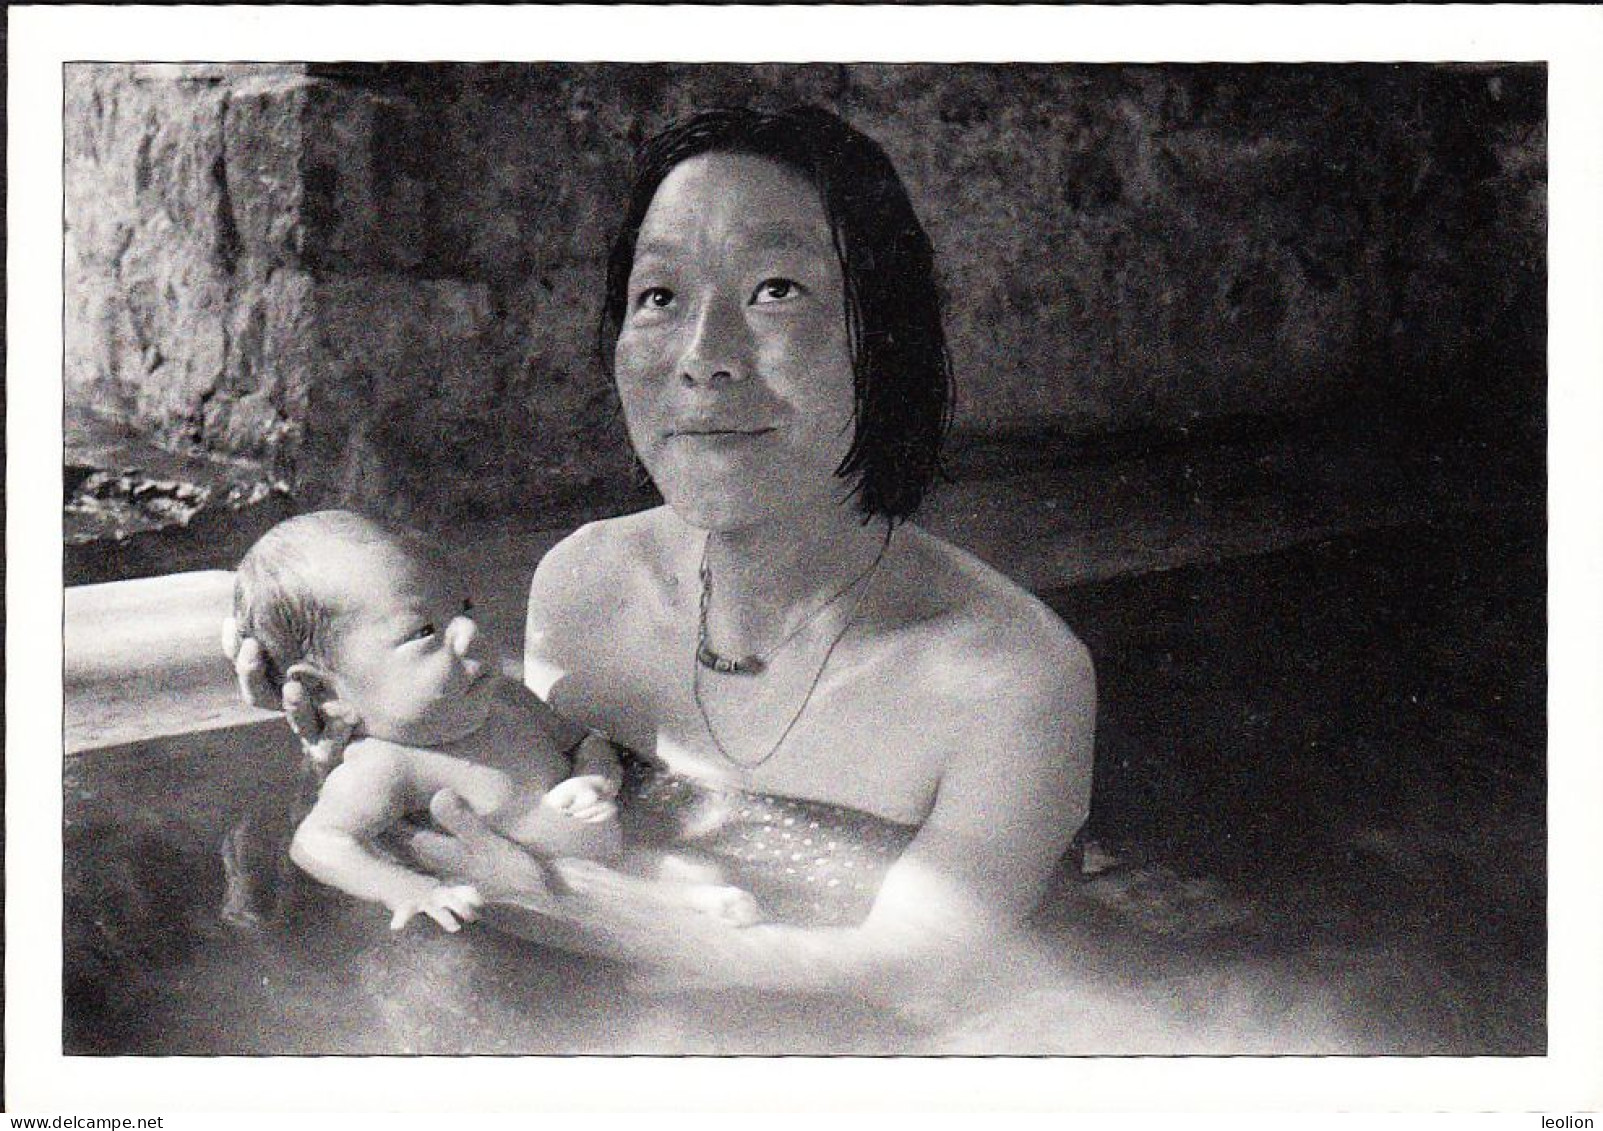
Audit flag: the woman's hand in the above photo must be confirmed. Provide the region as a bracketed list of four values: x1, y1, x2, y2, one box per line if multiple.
[221, 615, 358, 765]
[407, 789, 560, 907]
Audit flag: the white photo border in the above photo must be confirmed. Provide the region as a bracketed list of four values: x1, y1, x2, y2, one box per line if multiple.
[9, 3, 1602, 1116]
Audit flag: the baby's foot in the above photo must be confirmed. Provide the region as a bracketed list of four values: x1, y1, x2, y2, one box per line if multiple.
[680, 884, 763, 927]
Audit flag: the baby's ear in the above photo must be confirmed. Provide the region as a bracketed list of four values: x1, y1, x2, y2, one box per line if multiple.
[280, 662, 360, 767]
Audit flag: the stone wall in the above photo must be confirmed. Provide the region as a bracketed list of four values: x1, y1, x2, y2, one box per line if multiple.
[65, 63, 1544, 527]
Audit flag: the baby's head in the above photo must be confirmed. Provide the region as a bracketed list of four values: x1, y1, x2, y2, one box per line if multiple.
[234, 510, 497, 746]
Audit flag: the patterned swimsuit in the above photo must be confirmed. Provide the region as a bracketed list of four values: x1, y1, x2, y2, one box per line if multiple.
[617, 753, 919, 927]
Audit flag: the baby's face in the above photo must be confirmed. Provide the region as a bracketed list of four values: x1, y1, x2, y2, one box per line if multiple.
[323, 540, 498, 746]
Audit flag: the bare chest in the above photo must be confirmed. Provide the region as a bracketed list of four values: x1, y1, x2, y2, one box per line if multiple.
[553, 604, 953, 824]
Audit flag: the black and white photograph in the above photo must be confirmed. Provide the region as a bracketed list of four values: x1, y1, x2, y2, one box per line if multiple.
[10, 2, 1603, 1117]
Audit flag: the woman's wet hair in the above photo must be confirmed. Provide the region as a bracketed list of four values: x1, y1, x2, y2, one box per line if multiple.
[600, 105, 955, 522]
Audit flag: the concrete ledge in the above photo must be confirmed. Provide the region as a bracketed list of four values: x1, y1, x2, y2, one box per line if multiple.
[66, 571, 268, 754]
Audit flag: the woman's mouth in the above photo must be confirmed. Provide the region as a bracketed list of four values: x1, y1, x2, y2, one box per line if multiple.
[668, 426, 777, 442]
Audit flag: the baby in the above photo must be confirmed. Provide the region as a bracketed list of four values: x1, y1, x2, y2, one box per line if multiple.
[233, 510, 757, 932]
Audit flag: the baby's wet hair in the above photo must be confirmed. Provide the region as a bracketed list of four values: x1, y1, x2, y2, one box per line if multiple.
[233, 510, 425, 690]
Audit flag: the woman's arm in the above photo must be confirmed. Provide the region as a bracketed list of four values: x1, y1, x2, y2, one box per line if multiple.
[666, 621, 1094, 993]
[491, 518, 1094, 993]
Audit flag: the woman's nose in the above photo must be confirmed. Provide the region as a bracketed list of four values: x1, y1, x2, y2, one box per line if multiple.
[679, 295, 753, 388]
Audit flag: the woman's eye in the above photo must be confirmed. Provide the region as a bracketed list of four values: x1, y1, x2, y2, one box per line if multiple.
[635, 287, 674, 311]
[409, 623, 437, 642]
[751, 278, 802, 305]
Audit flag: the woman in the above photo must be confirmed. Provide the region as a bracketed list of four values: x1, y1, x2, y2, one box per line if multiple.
[232, 105, 1095, 998]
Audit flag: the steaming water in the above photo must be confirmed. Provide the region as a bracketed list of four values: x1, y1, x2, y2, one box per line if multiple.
[65, 722, 1498, 1056]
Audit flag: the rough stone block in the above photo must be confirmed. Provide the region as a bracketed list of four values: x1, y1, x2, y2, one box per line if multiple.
[65, 153, 140, 270]
[291, 274, 499, 520]
[301, 85, 429, 273]
[223, 75, 426, 273]
[141, 88, 232, 254]
[65, 264, 127, 411]
[494, 266, 631, 487]
[222, 76, 315, 264]
[423, 68, 634, 281]
[117, 215, 231, 439]
[65, 69, 151, 266]
[131, 63, 306, 86]
[222, 262, 317, 404]
[203, 391, 291, 458]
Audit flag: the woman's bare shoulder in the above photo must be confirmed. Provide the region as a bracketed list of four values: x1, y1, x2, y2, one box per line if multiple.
[883, 527, 1095, 803]
[894, 524, 1092, 692]
[528, 507, 683, 610]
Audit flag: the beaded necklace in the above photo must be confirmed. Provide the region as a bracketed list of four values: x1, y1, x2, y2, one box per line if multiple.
[695, 526, 890, 676]
[692, 529, 891, 771]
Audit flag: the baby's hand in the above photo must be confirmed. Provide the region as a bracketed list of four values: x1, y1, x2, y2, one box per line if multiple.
[389, 883, 484, 933]
[542, 775, 619, 824]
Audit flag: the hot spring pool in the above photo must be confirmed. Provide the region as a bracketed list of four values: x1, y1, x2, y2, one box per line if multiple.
[61, 512, 1545, 1055]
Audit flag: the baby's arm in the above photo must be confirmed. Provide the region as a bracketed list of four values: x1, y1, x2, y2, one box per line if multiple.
[289, 743, 486, 932]
[542, 731, 623, 824]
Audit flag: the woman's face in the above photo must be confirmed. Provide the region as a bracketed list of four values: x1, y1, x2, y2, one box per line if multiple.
[613, 152, 857, 532]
